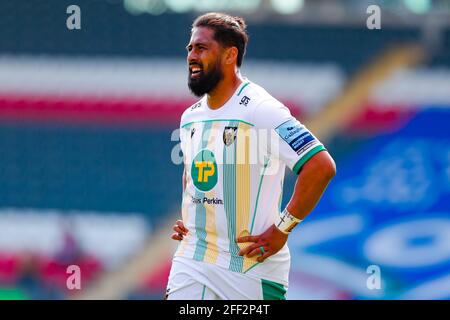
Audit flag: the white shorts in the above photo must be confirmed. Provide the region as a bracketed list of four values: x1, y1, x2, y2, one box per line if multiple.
[165, 256, 287, 300]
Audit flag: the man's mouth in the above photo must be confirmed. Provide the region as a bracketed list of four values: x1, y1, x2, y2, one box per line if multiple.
[189, 65, 203, 79]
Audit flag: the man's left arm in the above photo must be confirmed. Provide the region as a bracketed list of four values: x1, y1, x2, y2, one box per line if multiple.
[237, 150, 336, 262]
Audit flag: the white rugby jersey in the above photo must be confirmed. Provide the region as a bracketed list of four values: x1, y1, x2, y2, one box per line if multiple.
[175, 80, 326, 286]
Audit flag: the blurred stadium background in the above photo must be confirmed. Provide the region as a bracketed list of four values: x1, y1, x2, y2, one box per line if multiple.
[0, 0, 449, 300]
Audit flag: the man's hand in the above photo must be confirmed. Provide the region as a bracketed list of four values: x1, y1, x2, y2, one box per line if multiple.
[237, 225, 288, 262]
[171, 220, 189, 241]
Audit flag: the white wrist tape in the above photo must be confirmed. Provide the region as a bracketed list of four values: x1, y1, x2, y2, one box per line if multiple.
[275, 208, 302, 234]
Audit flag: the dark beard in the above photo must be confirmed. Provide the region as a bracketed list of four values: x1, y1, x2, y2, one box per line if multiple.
[188, 61, 223, 97]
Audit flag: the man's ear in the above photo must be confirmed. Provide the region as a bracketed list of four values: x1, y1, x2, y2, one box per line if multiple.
[224, 47, 238, 65]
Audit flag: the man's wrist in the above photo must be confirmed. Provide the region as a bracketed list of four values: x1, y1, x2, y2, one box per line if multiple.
[275, 208, 302, 234]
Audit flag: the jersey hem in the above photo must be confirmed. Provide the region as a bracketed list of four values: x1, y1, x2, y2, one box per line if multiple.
[173, 250, 289, 287]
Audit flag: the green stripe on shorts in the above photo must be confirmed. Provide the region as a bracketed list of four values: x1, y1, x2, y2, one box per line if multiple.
[261, 279, 287, 300]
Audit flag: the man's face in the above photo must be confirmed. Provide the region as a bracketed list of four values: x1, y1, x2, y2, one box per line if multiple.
[186, 27, 224, 97]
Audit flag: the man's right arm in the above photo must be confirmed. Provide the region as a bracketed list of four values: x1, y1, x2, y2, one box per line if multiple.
[171, 169, 189, 241]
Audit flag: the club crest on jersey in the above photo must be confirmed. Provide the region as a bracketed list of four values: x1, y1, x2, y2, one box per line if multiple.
[223, 126, 237, 146]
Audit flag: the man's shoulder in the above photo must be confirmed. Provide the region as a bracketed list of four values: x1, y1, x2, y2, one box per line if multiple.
[244, 81, 284, 110]
[245, 82, 294, 129]
[180, 98, 205, 128]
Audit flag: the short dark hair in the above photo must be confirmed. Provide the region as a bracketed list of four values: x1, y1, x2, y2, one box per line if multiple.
[192, 12, 249, 67]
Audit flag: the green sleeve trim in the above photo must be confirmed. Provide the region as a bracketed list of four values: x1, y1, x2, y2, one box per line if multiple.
[292, 145, 326, 174]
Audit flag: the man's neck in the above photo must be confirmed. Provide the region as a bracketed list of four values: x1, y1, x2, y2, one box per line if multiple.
[207, 72, 244, 110]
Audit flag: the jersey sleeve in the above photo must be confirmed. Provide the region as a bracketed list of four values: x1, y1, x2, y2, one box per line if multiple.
[253, 99, 326, 174]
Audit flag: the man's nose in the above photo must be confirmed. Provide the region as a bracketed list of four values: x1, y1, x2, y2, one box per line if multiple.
[187, 50, 199, 63]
